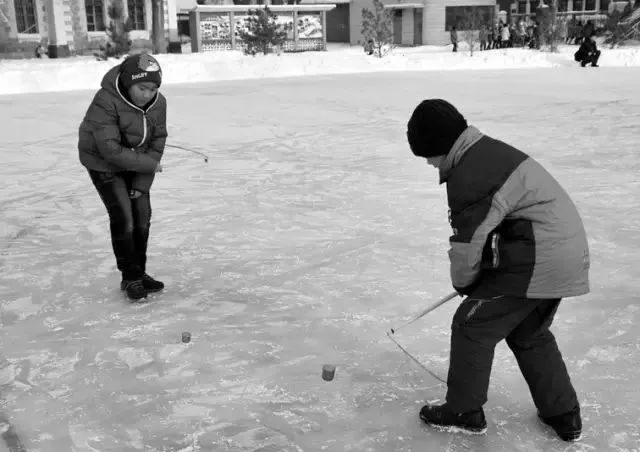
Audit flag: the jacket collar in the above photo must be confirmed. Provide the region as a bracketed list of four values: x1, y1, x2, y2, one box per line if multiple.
[439, 125, 484, 184]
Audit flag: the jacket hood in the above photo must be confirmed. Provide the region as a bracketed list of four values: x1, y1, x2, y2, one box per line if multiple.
[100, 64, 159, 112]
[100, 65, 121, 97]
[439, 125, 484, 184]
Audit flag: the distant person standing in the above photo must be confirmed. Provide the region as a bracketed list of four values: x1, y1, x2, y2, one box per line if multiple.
[78, 53, 167, 301]
[450, 26, 458, 52]
[575, 21, 584, 45]
[479, 26, 488, 51]
[487, 25, 495, 49]
[495, 24, 502, 49]
[501, 23, 511, 48]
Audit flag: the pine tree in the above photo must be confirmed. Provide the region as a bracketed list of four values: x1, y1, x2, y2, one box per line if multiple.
[239, 6, 287, 56]
[459, 8, 483, 56]
[361, 0, 393, 58]
[96, 0, 131, 59]
[605, 4, 632, 48]
[536, 0, 563, 52]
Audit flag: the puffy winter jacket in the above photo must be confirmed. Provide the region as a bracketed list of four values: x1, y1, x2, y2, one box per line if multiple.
[440, 126, 590, 299]
[78, 65, 167, 194]
[574, 39, 598, 62]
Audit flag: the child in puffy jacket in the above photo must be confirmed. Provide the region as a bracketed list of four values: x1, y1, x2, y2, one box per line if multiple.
[78, 53, 167, 301]
[406, 99, 589, 442]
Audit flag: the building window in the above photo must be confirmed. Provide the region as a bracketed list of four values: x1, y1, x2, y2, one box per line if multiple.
[584, 0, 596, 10]
[14, 0, 38, 33]
[445, 6, 495, 31]
[127, 0, 145, 30]
[86, 0, 105, 31]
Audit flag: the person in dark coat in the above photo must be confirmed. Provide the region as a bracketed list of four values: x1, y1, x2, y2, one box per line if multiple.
[34, 43, 48, 58]
[364, 38, 375, 55]
[450, 26, 458, 52]
[78, 53, 167, 301]
[479, 26, 487, 51]
[406, 99, 589, 442]
[574, 33, 600, 67]
[487, 25, 495, 49]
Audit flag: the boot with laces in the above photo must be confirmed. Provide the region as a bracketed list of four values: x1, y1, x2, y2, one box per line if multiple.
[141, 273, 164, 293]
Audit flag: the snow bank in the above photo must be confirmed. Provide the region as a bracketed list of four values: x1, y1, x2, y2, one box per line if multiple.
[1, 43, 639, 95]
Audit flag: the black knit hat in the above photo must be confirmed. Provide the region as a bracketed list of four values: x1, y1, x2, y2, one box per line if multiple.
[407, 99, 468, 158]
[119, 53, 162, 90]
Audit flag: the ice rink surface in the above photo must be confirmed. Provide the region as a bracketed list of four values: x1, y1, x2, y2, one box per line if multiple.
[1, 67, 639, 451]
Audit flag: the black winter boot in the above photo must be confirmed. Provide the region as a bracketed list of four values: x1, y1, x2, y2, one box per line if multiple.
[121, 279, 147, 301]
[419, 403, 487, 434]
[539, 406, 582, 442]
[142, 273, 164, 293]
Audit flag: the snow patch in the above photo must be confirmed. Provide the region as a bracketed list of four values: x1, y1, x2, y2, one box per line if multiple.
[586, 345, 624, 362]
[2, 44, 640, 96]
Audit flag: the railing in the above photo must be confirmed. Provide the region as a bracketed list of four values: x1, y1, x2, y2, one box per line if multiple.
[18, 22, 38, 34]
[201, 37, 325, 52]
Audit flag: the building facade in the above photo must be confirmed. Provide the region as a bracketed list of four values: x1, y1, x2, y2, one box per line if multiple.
[0, 0, 179, 56]
[1, 0, 627, 57]
[348, 0, 498, 46]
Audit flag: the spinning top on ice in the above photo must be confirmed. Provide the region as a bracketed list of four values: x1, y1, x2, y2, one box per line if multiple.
[322, 364, 336, 381]
[182, 332, 191, 343]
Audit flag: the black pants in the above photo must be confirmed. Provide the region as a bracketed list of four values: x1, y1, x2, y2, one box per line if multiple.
[580, 50, 600, 67]
[445, 296, 579, 418]
[452, 42, 457, 52]
[89, 170, 151, 280]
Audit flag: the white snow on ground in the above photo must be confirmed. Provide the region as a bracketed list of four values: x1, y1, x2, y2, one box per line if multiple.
[1, 42, 640, 95]
[0, 51, 639, 451]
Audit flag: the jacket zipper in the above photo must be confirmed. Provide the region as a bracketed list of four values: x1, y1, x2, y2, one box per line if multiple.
[115, 74, 156, 148]
[491, 233, 500, 268]
[139, 112, 147, 147]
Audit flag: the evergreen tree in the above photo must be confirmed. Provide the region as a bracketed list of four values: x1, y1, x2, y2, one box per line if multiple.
[459, 8, 483, 56]
[361, 0, 393, 58]
[96, 0, 131, 59]
[239, 6, 287, 56]
[605, 3, 632, 48]
[536, 0, 563, 52]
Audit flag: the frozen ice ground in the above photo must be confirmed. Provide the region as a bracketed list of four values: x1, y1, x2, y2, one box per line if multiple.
[0, 67, 639, 451]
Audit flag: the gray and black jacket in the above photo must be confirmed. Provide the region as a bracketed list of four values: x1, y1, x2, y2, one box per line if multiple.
[440, 126, 590, 299]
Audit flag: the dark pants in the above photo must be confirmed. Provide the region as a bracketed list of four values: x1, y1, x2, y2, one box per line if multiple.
[580, 50, 600, 67]
[452, 42, 457, 52]
[89, 170, 151, 280]
[445, 296, 579, 418]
